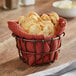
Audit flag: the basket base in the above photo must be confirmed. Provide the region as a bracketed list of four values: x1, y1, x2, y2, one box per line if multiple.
[19, 55, 55, 66]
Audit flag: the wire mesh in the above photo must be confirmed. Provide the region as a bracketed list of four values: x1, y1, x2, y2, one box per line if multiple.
[12, 32, 65, 66]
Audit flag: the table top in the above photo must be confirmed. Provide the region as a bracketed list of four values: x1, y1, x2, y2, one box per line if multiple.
[0, 0, 76, 76]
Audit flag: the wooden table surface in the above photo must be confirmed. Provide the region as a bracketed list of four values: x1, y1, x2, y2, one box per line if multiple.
[0, 0, 76, 76]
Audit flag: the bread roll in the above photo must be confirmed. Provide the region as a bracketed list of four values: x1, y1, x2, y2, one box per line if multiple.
[18, 12, 60, 37]
[49, 12, 59, 25]
[41, 14, 50, 21]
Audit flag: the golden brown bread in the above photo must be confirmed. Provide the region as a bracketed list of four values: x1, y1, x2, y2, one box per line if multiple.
[49, 12, 59, 25]
[41, 14, 50, 21]
[18, 12, 60, 37]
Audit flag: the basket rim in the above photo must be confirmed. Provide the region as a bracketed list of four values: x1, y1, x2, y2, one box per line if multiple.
[12, 32, 65, 42]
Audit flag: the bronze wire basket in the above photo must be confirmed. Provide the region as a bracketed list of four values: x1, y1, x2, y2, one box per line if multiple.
[12, 32, 65, 66]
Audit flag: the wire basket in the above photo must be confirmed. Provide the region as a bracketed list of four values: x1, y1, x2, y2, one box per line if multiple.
[12, 32, 65, 66]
